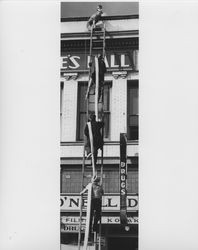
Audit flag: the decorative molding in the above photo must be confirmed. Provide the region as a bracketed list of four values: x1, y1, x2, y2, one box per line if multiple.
[61, 30, 139, 41]
[63, 72, 78, 81]
[112, 71, 127, 79]
[60, 157, 138, 165]
[60, 140, 138, 146]
[61, 14, 139, 22]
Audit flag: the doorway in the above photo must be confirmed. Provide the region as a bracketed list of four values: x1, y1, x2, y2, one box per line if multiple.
[108, 237, 138, 250]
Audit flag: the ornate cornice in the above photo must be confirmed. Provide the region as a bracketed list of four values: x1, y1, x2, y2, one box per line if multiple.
[61, 30, 138, 40]
[61, 37, 138, 52]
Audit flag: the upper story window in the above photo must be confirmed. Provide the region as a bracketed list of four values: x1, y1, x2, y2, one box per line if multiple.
[77, 81, 111, 141]
[61, 168, 138, 194]
[127, 80, 139, 140]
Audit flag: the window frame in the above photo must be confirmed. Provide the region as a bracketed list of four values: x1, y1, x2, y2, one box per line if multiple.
[76, 81, 112, 141]
[127, 80, 139, 141]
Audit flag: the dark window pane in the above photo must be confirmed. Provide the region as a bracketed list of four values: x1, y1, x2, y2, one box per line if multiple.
[129, 115, 138, 126]
[127, 81, 139, 140]
[103, 112, 110, 139]
[79, 113, 86, 140]
[129, 126, 138, 140]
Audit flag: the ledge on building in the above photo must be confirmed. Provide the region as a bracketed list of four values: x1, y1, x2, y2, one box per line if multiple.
[60, 140, 139, 146]
[61, 156, 138, 166]
[61, 14, 139, 22]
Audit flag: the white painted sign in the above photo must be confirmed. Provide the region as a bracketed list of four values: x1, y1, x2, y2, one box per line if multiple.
[61, 51, 139, 72]
[60, 194, 138, 212]
[61, 216, 138, 232]
[61, 216, 138, 224]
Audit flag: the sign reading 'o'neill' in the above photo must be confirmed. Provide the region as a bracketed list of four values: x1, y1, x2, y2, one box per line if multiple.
[60, 195, 138, 212]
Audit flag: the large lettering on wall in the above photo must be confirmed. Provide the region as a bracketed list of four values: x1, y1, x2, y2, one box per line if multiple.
[60, 194, 138, 212]
[60, 50, 138, 72]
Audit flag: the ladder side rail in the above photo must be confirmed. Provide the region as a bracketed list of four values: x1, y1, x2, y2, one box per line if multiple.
[78, 194, 83, 250]
[100, 20, 106, 187]
[95, 56, 99, 121]
[98, 23, 106, 250]
[83, 183, 92, 250]
[98, 71, 105, 250]
[85, 26, 94, 100]
[87, 122, 96, 177]
[102, 22, 106, 59]
[78, 142, 87, 250]
[89, 26, 93, 60]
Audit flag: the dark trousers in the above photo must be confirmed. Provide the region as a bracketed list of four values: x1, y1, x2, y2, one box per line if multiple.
[89, 198, 102, 233]
[90, 81, 104, 102]
[85, 144, 99, 165]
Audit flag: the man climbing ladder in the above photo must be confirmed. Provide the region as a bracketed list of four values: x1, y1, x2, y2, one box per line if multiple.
[86, 54, 107, 102]
[84, 114, 104, 167]
[85, 4, 106, 102]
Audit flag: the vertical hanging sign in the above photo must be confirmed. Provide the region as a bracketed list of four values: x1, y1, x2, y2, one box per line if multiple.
[120, 133, 128, 226]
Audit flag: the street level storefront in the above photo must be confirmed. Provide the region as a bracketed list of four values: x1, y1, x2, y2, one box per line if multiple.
[60, 194, 138, 250]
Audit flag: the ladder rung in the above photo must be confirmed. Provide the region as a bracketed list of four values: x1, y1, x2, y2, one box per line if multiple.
[93, 28, 102, 32]
[93, 39, 103, 42]
[92, 48, 103, 50]
[92, 45, 103, 48]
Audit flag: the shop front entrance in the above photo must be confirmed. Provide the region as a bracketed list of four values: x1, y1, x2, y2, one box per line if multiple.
[108, 236, 138, 250]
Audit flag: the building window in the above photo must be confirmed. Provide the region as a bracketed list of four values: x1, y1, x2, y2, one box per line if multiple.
[127, 80, 139, 140]
[103, 168, 138, 194]
[77, 81, 111, 141]
[61, 168, 138, 194]
[61, 169, 86, 193]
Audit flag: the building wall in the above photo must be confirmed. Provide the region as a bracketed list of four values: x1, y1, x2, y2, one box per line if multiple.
[60, 15, 139, 250]
[61, 18, 138, 34]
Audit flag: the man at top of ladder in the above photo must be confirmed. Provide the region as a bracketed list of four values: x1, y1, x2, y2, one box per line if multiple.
[87, 5, 104, 31]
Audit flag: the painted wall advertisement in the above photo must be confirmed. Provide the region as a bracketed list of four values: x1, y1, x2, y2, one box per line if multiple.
[60, 50, 138, 72]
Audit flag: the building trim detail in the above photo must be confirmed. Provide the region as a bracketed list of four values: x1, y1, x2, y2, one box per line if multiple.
[61, 14, 139, 22]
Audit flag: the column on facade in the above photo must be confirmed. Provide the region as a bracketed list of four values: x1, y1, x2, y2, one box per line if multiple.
[111, 71, 127, 141]
[61, 76, 78, 142]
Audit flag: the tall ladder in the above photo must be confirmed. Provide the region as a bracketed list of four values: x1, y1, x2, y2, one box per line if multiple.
[78, 21, 106, 250]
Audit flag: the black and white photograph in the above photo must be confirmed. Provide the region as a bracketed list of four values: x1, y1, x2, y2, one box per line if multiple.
[60, 2, 139, 250]
[2, 1, 198, 250]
